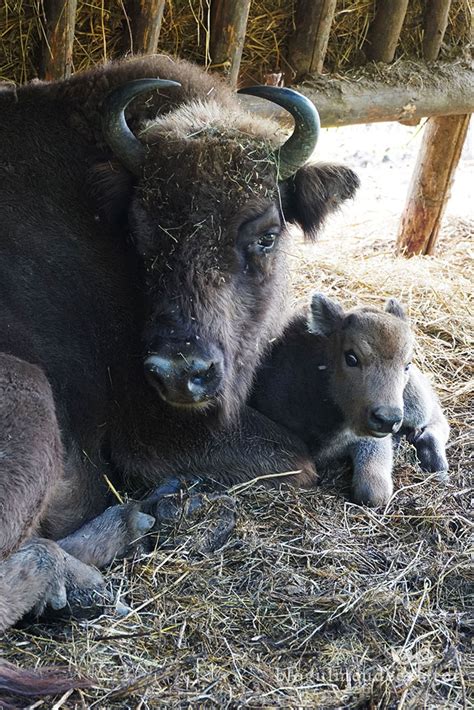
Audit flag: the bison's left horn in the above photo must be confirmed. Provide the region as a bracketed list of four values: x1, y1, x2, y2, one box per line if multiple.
[237, 86, 320, 181]
[102, 78, 181, 175]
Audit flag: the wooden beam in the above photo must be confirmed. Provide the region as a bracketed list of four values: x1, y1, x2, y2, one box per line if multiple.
[397, 0, 467, 256]
[396, 114, 470, 255]
[287, 0, 337, 80]
[125, 0, 166, 55]
[423, 0, 452, 61]
[239, 63, 474, 128]
[210, 0, 251, 86]
[42, 0, 77, 81]
[366, 0, 410, 63]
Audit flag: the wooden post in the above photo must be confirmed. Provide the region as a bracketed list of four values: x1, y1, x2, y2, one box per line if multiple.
[210, 0, 251, 86]
[396, 115, 470, 255]
[366, 0, 410, 63]
[125, 0, 166, 55]
[287, 0, 337, 80]
[42, 0, 77, 81]
[397, 0, 468, 256]
[423, 0, 452, 61]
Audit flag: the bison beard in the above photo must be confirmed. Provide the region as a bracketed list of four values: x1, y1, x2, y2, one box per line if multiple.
[0, 53, 359, 660]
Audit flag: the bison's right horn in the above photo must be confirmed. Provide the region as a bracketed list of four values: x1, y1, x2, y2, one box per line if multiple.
[237, 86, 320, 181]
[102, 78, 181, 176]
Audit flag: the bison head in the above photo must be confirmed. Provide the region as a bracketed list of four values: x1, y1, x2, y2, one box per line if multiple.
[100, 79, 359, 421]
[309, 294, 414, 437]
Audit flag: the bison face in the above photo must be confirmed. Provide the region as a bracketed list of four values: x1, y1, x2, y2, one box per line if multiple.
[309, 294, 414, 437]
[100, 82, 359, 421]
[129, 138, 288, 421]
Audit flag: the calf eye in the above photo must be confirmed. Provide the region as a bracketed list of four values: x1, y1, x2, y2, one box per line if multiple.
[344, 350, 359, 367]
[405, 362, 411, 372]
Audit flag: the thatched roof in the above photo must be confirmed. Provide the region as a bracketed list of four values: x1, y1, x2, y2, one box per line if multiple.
[1, 0, 471, 84]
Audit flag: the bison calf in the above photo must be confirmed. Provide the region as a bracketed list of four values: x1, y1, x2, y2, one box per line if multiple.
[250, 293, 449, 506]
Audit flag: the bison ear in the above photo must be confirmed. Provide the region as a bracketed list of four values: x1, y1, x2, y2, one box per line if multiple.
[88, 160, 133, 225]
[281, 163, 359, 239]
[308, 292, 345, 336]
[385, 298, 407, 321]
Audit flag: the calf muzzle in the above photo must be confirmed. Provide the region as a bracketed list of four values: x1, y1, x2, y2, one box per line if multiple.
[367, 406, 403, 436]
[144, 346, 224, 407]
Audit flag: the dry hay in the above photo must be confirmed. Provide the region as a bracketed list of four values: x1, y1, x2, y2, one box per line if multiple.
[1, 0, 472, 84]
[1, 221, 472, 708]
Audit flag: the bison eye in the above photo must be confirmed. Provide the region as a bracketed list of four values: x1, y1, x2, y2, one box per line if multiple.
[344, 350, 359, 367]
[256, 232, 277, 253]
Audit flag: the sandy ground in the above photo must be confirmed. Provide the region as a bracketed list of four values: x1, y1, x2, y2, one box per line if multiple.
[311, 118, 474, 257]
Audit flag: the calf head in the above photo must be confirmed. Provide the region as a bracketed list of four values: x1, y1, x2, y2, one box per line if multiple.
[98, 80, 359, 420]
[309, 293, 414, 437]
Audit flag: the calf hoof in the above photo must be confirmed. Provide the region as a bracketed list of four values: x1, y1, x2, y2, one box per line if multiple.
[408, 428, 449, 477]
[352, 476, 393, 507]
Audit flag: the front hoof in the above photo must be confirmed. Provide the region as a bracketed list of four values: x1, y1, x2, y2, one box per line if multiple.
[352, 476, 393, 507]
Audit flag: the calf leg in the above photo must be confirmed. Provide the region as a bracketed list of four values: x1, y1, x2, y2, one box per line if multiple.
[350, 437, 393, 506]
[0, 353, 62, 559]
[403, 365, 450, 473]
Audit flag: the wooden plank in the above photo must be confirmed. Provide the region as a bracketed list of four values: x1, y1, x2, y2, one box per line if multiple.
[239, 63, 474, 128]
[396, 114, 470, 255]
[287, 0, 337, 79]
[42, 0, 77, 81]
[366, 0, 410, 63]
[423, 0, 452, 61]
[210, 0, 251, 86]
[125, 0, 166, 55]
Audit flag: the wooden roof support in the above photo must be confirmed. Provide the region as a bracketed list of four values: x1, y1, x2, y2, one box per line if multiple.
[42, 0, 77, 81]
[366, 0, 410, 63]
[209, 0, 251, 87]
[287, 0, 337, 80]
[241, 63, 474, 128]
[396, 0, 470, 256]
[396, 114, 470, 256]
[423, 0, 452, 61]
[125, 0, 166, 55]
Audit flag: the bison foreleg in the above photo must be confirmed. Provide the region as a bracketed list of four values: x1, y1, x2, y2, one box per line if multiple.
[0, 538, 106, 632]
[350, 436, 394, 507]
[402, 365, 449, 474]
[58, 503, 155, 568]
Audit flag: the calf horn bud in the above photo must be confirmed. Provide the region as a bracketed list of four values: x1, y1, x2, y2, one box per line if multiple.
[102, 78, 181, 175]
[237, 86, 320, 181]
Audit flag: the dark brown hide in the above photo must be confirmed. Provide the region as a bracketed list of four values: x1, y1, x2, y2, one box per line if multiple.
[0, 56, 358, 640]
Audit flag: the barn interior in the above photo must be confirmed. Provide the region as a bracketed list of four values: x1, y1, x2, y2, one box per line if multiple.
[0, 1, 472, 707]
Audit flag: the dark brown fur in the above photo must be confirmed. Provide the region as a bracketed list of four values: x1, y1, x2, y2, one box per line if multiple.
[0, 53, 359, 651]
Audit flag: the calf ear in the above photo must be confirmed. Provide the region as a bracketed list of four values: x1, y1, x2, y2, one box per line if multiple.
[281, 163, 359, 239]
[308, 292, 345, 335]
[385, 298, 407, 321]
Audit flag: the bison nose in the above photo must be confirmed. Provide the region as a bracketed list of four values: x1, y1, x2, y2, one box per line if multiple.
[368, 406, 403, 436]
[144, 351, 223, 406]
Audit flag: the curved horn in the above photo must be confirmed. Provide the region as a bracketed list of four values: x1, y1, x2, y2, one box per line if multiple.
[102, 78, 181, 176]
[237, 86, 320, 181]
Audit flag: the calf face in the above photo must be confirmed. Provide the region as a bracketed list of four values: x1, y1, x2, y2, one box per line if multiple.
[309, 294, 414, 437]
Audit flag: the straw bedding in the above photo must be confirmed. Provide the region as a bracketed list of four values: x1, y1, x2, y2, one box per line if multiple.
[1, 0, 471, 84]
[1, 217, 472, 708]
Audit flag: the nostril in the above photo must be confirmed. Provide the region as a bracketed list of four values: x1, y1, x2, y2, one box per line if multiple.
[369, 407, 403, 434]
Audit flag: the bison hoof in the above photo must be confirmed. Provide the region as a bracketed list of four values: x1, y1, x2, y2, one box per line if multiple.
[352, 476, 393, 507]
[409, 428, 449, 478]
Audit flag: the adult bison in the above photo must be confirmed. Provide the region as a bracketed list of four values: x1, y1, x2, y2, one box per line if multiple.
[0, 55, 358, 632]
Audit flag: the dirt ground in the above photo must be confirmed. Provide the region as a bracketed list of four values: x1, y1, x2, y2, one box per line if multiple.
[1, 119, 472, 709]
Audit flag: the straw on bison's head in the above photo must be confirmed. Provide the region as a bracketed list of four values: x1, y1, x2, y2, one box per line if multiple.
[101, 81, 359, 421]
